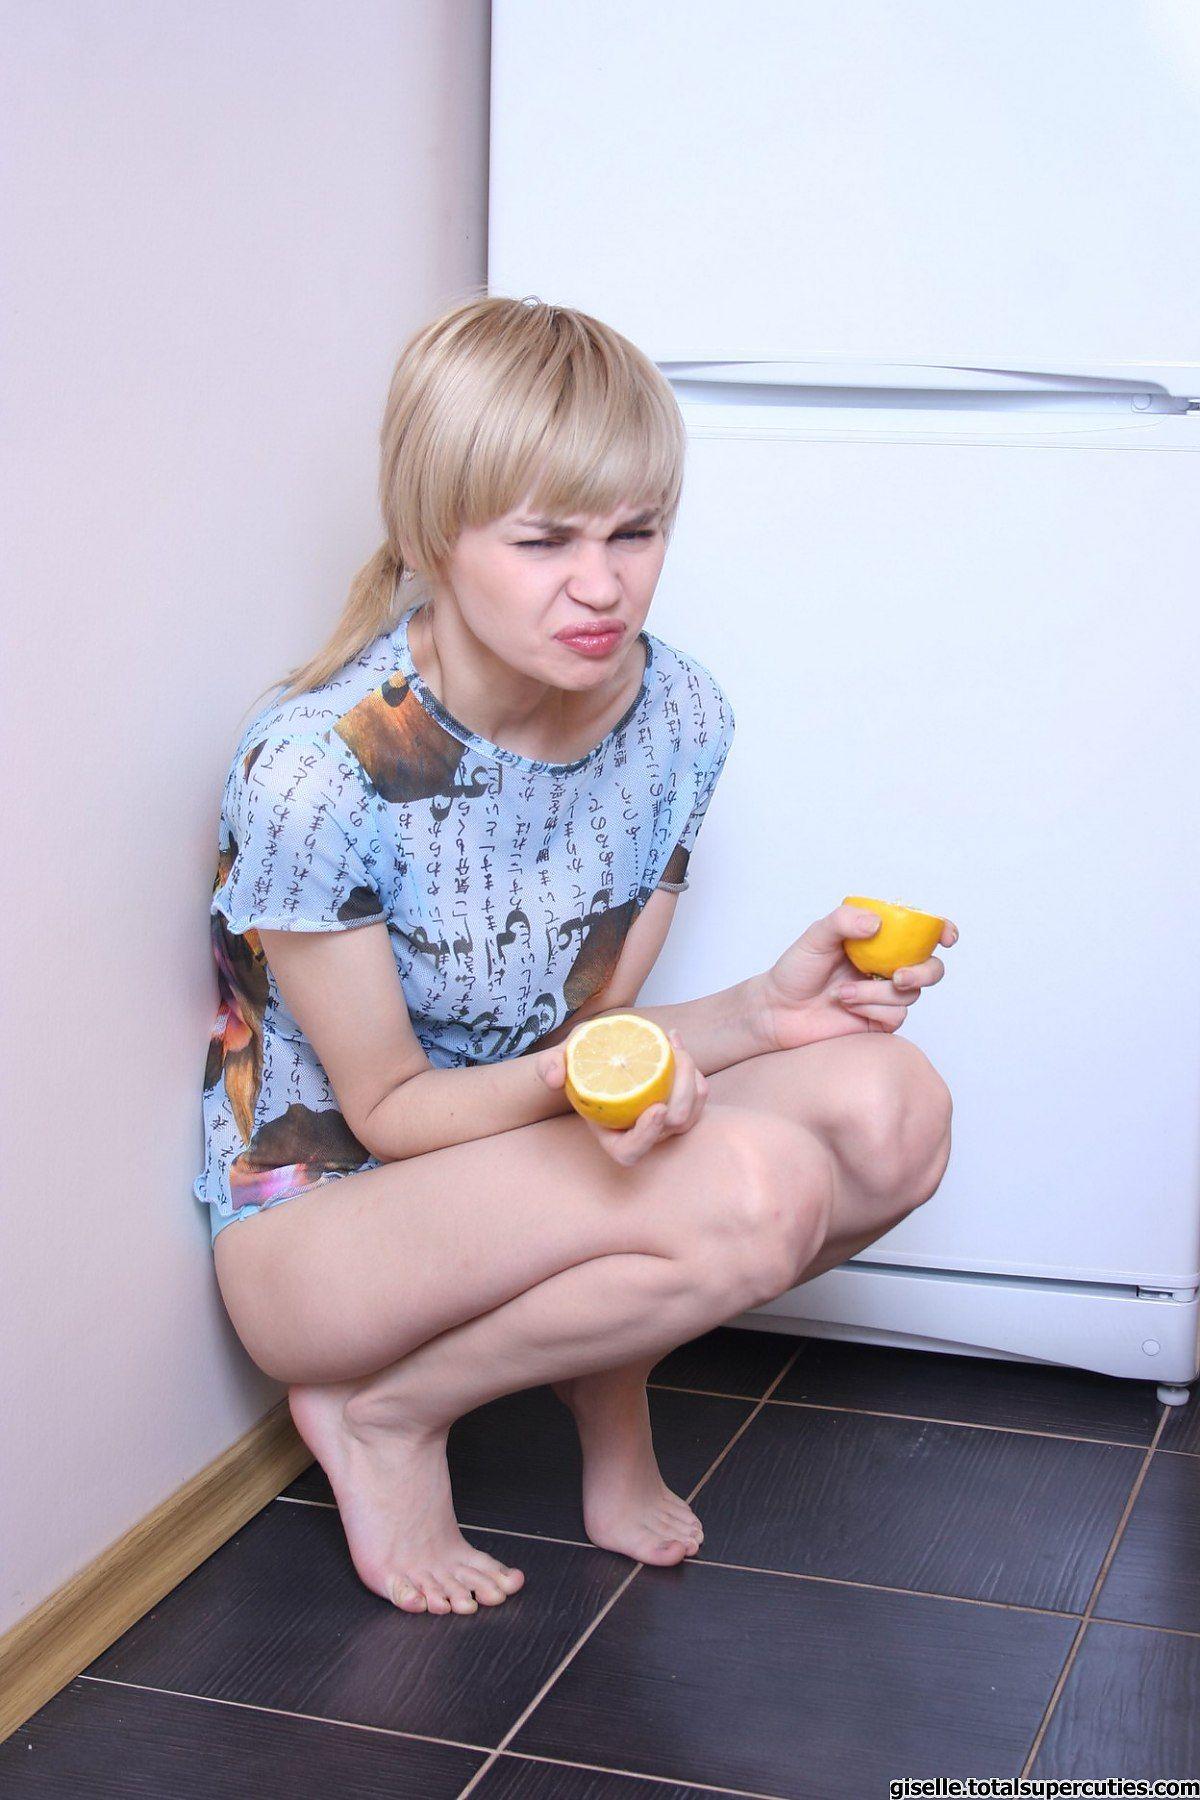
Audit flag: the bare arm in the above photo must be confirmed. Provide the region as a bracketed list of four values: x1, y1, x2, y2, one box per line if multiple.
[257, 891, 775, 1167]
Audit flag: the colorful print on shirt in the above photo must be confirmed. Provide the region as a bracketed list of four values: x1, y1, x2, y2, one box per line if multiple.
[194, 600, 735, 1235]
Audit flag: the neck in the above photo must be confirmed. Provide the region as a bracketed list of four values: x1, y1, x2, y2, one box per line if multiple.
[409, 601, 642, 762]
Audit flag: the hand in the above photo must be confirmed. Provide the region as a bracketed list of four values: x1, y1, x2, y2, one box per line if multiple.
[759, 902, 960, 1049]
[535, 1027, 709, 1167]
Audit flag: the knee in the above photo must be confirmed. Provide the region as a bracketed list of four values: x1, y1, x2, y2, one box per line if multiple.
[846, 1041, 953, 1211]
[698, 1108, 834, 1308]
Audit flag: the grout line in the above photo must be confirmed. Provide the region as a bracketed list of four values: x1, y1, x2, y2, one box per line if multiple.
[464, 1746, 793, 1799]
[647, 1379, 1181, 1453]
[74, 1675, 493, 1751]
[278, 1342, 1200, 1640]
[451, 1561, 659, 1799]
[273, 1491, 1200, 1636]
[453, 1344, 810, 1800]
[70, 1380, 1191, 1796]
[74, 1675, 788, 1799]
[677, 1346, 809, 1512]
[1018, 1403, 1173, 1778]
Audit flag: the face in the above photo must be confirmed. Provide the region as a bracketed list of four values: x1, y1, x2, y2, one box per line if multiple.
[428, 497, 668, 684]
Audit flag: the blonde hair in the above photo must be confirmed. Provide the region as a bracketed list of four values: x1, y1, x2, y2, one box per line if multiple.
[249, 289, 688, 712]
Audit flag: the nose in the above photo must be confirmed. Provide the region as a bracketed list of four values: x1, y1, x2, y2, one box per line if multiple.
[564, 537, 624, 599]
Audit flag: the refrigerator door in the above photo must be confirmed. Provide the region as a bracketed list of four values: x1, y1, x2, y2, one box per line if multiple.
[490, 0, 1200, 367]
[633, 403, 1200, 1291]
[488, 0, 1200, 1358]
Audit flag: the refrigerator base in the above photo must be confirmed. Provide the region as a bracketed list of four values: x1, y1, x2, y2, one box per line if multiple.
[731, 1258, 1199, 1390]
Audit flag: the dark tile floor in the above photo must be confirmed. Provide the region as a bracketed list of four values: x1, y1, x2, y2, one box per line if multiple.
[6, 1326, 1199, 1797]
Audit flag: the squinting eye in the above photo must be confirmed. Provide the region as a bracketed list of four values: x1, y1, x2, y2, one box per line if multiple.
[516, 530, 656, 549]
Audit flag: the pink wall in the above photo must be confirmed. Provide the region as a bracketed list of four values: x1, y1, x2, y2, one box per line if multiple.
[1, 0, 490, 1638]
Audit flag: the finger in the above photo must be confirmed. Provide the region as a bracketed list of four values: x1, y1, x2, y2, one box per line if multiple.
[836, 903, 884, 939]
[841, 1004, 906, 1032]
[941, 920, 959, 947]
[796, 903, 885, 963]
[599, 1099, 667, 1165]
[623, 1103, 669, 1162]
[837, 974, 920, 1007]
[891, 956, 945, 991]
[665, 1031, 697, 1129]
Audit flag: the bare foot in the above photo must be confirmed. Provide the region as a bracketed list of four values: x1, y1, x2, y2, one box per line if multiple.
[551, 1377, 705, 1565]
[289, 1384, 525, 1615]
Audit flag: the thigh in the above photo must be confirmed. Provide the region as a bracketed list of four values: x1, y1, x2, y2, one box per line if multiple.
[704, 1031, 938, 1149]
[212, 1099, 809, 1387]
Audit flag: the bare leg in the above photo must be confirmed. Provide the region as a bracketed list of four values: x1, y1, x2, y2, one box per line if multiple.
[545, 1351, 706, 1563]
[288, 1126, 834, 1619]
[549, 1113, 953, 1571]
[290, 1244, 772, 1617]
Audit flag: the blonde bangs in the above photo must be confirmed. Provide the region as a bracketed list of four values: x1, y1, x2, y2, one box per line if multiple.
[249, 293, 686, 712]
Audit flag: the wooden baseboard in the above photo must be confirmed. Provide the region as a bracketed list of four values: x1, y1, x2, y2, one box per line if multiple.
[0, 1399, 312, 1744]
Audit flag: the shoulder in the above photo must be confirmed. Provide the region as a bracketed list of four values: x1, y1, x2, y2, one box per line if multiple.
[643, 629, 736, 753]
[221, 725, 375, 839]
[225, 631, 403, 795]
[227, 626, 402, 771]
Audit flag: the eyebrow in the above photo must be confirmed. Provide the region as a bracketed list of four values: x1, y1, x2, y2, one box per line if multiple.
[514, 508, 660, 532]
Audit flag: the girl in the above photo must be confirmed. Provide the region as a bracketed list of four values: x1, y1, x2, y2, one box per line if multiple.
[195, 293, 957, 1617]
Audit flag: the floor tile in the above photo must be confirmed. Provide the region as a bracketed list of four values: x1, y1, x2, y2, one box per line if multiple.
[472, 1754, 722, 1796]
[647, 1323, 802, 1398]
[284, 1383, 755, 1542]
[773, 1335, 1165, 1444]
[1157, 1395, 1200, 1455]
[81, 1500, 631, 1746]
[688, 1401, 1141, 1611]
[507, 1560, 1076, 1797]
[1092, 1452, 1200, 1631]
[1, 1676, 481, 1797]
[1029, 1620, 1200, 1778]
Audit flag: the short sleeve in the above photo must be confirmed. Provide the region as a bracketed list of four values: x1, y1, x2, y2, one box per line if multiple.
[212, 730, 387, 936]
[656, 694, 736, 893]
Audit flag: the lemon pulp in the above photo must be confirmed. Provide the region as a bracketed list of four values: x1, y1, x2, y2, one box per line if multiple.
[563, 1014, 675, 1131]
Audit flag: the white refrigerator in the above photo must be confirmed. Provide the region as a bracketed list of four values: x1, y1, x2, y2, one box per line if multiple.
[488, 0, 1200, 1398]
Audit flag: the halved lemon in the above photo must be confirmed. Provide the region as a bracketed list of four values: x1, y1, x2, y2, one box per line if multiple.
[841, 895, 945, 979]
[563, 1013, 675, 1132]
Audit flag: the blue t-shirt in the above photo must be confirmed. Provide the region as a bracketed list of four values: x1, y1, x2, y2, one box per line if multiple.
[193, 597, 735, 1238]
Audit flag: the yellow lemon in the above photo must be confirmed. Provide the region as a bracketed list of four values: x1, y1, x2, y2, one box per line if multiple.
[841, 895, 945, 979]
[563, 1013, 675, 1131]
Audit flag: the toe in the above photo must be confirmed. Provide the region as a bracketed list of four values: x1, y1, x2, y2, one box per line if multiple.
[457, 1564, 506, 1605]
[416, 1575, 453, 1613]
[442, 1576, 479, 1615]
[391, 1578, 427, 1612]
[649, 1538, 688, 1564]
[480, 1557, 524, 1594]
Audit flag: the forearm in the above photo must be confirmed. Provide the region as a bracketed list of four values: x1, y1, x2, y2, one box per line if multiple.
[362, 972, 777, 1164]
[591, 972, 775, 1078]
[362, 1055, 571, 1163]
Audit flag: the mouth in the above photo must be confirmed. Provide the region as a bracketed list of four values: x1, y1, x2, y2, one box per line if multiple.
[554, 623, 627, 641]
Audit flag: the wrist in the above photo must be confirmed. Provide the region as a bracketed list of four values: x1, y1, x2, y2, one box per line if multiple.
[739, 971, 783, 1057]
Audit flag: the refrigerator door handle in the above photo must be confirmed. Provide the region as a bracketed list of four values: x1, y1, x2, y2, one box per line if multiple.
[661, 359, 1198, 413]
